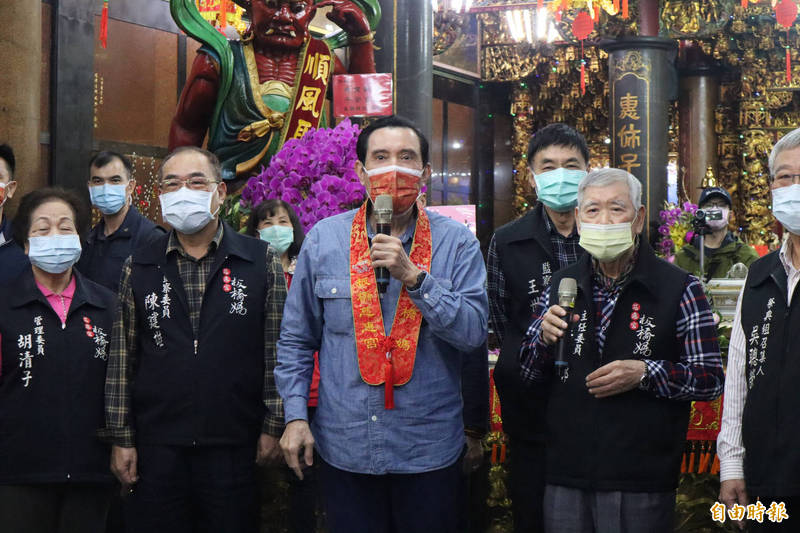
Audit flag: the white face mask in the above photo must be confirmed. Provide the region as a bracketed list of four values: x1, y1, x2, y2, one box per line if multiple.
[772, 183, 800, 235]
[159, 186, 219, 235]
[28, 234, 82, 274]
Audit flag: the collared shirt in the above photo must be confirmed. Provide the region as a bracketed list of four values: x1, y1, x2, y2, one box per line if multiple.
[35, 275, 77, 326]
[103, 222, 287, 446]
[519, 260, 723, 401]
[718, 239, 800, 482]
[275, 208, 488, 475]
[487, 205, 581, 345]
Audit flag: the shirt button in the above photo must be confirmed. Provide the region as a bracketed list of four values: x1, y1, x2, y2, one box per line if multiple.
[66, 474, 71, 479]
[371, 415, 378, 422]
[331, 288, 338, 294]
[423, 293, 429, 300]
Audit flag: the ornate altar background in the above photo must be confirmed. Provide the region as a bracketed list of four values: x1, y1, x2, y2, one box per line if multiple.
[456, 0, 800, 247]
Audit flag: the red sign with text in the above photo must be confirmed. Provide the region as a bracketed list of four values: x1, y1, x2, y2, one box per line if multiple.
[333, 74, 393, 118]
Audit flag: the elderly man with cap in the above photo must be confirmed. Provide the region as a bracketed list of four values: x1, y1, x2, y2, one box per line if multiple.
[675, 186, 758, 281]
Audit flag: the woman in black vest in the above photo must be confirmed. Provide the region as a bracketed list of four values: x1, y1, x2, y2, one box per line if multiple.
[0, 188, 116, 533]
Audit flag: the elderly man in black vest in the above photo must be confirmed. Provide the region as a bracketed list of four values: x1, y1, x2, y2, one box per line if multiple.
[718, 127, 800, 531]
[100, 146, 287, 533]
[520, 168, 724, 532]
[487, 123, 588, 532]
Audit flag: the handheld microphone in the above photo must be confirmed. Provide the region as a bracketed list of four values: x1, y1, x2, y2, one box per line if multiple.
[374, 194, 393, 293]
[555, 278, 577, 381]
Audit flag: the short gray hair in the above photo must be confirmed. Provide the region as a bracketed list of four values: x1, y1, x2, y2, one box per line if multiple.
[769, 127, 800, 178]
[577, 168, 642, 210]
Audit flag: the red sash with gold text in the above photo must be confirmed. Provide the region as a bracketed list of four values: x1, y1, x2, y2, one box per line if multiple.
[349, 202, 432, 409]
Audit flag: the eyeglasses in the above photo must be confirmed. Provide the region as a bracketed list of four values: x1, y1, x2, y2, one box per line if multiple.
[772, 174, 800, 186]
[159, 177, 219, 193]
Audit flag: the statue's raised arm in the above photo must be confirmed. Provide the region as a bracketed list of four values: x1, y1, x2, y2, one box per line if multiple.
[169, 0, 380, 184]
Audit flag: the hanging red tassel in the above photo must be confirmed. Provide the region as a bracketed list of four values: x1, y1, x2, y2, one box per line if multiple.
[613, 0, 620, 14]
[742, 0, 748, 7]
[711, 454, 720, 475]
[561, 0, 568, 12]
[680, 453, 687, 473]
[787, 46, 792, 83]
[622, 0, 629, 19]
[572, 12, 593, 96]
[384, 361, 394, 409]
[99, 0, 109, 49]
[499, 443, 506, 463]
[688, 447, 696, 473]
[593, 3, 600, 22]
[219, 0, 228, 29]
[538, 0, 543, 8]
[491, 444, 498, 464]
[580, 59, 586, 95]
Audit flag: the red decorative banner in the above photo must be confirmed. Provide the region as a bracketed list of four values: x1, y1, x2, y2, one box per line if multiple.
[282, 38, 334, 142]
[333, 74, 393, 118]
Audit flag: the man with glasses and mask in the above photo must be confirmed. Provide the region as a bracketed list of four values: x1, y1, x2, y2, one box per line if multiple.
[276, 115, 488, 533]
[487, 123, 588, 532]
[0, 143, 29, 286]
[520, 168, 723, 532]
[718, 127, 800, 531]
[100, 146, 287, 533]
[77, 151, 164, 292]
[675, 186, 758, 281]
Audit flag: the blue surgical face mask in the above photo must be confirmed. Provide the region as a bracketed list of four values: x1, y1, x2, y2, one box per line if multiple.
[89, 183, 128, 215]
[28, 234, 82, 274]
[258, 225, 294, 256]
[772, 183, 800, 235]
[534, 168, 587, 212]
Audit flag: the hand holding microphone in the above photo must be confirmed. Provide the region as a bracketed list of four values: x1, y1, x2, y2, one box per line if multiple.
[370, 194, 422, 291]
[373, 194, 393, 293]
[541, 278, 579, 380]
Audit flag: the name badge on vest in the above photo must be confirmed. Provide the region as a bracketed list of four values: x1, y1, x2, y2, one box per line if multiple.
[747, 297, 774, 390]
[17, 316, 45, 388]
[83, 316, 108, 360]
[222, 268, 248, 316]
[144, 276, 173, 348]
[630, 302, 656, 358]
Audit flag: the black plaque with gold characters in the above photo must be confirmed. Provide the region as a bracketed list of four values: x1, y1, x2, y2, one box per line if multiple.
[604, 37, 677, 240]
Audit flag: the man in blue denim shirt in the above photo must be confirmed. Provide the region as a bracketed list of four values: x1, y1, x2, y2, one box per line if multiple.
[276, 116, 488, 533]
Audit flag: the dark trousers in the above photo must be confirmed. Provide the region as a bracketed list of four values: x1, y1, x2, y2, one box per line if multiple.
[0, 483, 112, 533]
[508, 438, 546, 533]
[318, 457, 462, 533]
[124, 444, 258, 533]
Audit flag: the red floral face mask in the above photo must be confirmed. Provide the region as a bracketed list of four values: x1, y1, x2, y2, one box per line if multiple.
[366, 165, 423, 214]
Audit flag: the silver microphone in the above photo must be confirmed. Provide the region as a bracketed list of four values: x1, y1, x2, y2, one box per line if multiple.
[555, 277, 577, 380]
[374, 195, 393, 293]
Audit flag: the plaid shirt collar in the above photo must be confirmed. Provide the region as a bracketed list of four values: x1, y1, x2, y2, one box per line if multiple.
[591, 237, 640, 291]
[166, 221, 224, 259]
[541, 206, 579, 239]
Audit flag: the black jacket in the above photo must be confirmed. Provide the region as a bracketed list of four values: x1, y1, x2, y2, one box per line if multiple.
[77, 207, 164, 293]
[0, 216, 29, 287]
[492, 204, 584, 442]
[545, 245, 693, 492]
[740, 250, 800, 498]
[0, 268, 116, 484]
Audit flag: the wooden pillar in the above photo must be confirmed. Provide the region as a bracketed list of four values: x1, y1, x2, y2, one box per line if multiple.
[0, 0, 43, 211]
[678, 44, 719, 204]
[375, 0, 433, 141]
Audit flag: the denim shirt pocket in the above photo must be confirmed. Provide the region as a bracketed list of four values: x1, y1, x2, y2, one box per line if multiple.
[314, 278, 353, 334]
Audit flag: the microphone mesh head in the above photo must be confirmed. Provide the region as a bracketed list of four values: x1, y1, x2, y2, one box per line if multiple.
[558, 277, 577, 298]
[375, 194, 393, 212]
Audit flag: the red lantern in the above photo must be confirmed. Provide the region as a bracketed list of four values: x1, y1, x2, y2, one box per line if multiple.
[776, 0, 798, 82]
[572, 11, 594, 95]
